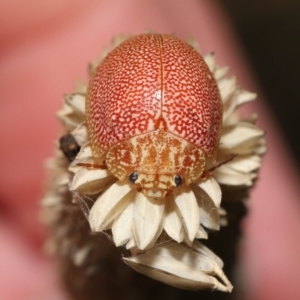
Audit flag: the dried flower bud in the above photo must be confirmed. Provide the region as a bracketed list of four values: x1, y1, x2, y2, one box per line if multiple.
[42, 34, 266, 298]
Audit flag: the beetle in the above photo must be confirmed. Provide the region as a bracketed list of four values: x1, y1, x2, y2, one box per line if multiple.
[85, 34, 222, 199]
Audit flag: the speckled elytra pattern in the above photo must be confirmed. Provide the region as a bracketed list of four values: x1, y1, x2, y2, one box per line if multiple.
[86, 34, 222, 163]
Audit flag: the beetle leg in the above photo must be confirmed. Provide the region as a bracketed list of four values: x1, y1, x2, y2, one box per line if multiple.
[208, 154, 238, 172]
[200, 154, 237, 181]
[77, 161, 107, 169]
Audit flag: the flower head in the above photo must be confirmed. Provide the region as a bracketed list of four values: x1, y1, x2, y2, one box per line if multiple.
[65, 42, 265, 252]
[44, 35, 266, 292]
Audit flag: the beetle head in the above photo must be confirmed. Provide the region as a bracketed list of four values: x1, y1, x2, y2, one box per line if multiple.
[127, 172, 183, 199]
[106, 130, 208, 199]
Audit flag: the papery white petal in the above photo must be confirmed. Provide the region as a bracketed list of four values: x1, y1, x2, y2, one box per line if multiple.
[226, 154, 261, 173]
[164, 197, 184, 243]
[218, 77, 236, 102]
[112, 198, 134, 246]
[64, 93, 86, 115]
[255, 139, 268, 155]
[174, 187, 199, 242]
[203, 52, 216, 72]
[89, 181, 132, 232]
[133, 193, 165, 250]
[220, 122, 264, 150]
[56, 94, 86, 130]
[213, 165, 256, 186]
[218, 207, 228, 227]
[71, 123, 89, 146]
[192, 184, 219, 230]
[193, 241, 231, 288]
[218, 207, 227, 218]
[195, 226, 208, 239]
[146, 212, 166, 250]
[192, 240, 224, 268]
[239, 113, 259, 127]
[223, 90, 256, 122]
[70, 167, 114, 194]
[69, 142, 96, 173]
[222, 111, 240, 127]
[222, 91, 239, 122]
[126, 238, 136, 250]
[197, 177, 222, 208]
[236, 90, 257, 106]
[58, 102, 73, 117]
[42, 192, 64, 207]
[155, 242, 217, 273]
[56, 103, 79, 130]
[199, 205, 219, 230]
[214, 66, 229, 80]
[74, 142, 93, 160]
[123, 241, 232, 292]
[224, 137, 266, 156]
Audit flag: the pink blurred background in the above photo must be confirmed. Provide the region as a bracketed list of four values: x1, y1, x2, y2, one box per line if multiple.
[1, 1, 300, 299]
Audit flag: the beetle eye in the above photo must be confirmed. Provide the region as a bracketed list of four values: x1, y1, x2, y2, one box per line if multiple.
[129, 172, 139, 183]
[174, 175, 183, 187]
